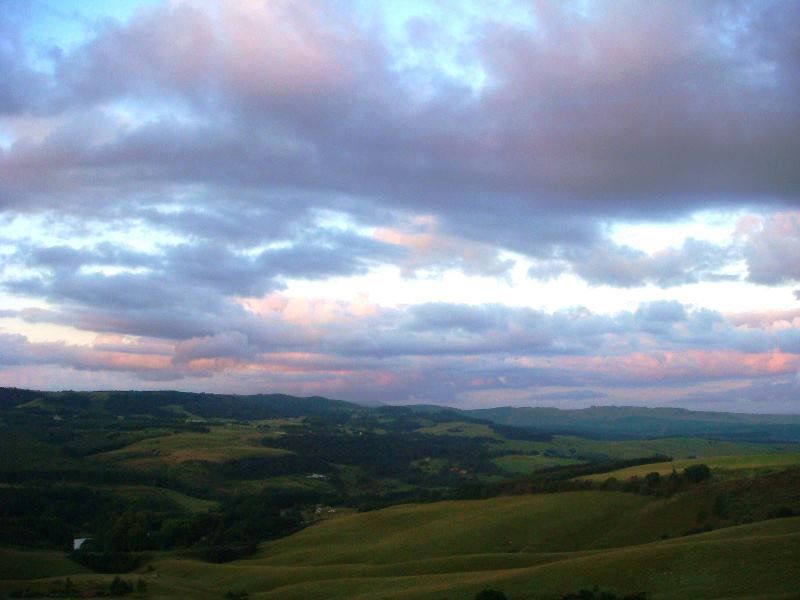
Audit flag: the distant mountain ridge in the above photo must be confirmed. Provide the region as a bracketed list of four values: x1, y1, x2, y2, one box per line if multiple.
[2, 387, 800, 442]
[0, 387, 359, 421]
[466, 405, 800, 442]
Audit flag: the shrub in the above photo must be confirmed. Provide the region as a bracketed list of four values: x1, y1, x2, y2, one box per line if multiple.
[70, 550, 146, 573]
[475, 590, 508, 600]
[561, 590, 647, 600]
[110, 576, 133, 596]
[683, 464, 712, 483]
[643, 472, 661, 486]
[136, 578, 148, 595]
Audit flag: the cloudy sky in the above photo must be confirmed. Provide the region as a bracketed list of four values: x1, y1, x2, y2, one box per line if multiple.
[1, 0, 799, 412]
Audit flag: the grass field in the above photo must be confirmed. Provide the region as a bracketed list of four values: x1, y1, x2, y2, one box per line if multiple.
[101, 485, 218, 512]
[580, 452, 800, 481]
[498, 435, 800, 461]
[492, 454, 582, 474]
[0, 548, 90, 580]
[5, 520, 797, 600]
[2, 488, 799, 599]
[95, 424, 290, 467]
[116, 500, 800, 599]
[407, 423, 797, 463]
[5, 392, 800, 600]
[416, 421, 502, 438]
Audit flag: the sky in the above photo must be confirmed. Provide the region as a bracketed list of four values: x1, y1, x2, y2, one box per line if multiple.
[1, 0, 800, 413]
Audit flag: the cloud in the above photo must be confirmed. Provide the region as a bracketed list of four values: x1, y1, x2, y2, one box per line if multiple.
[673, 376, 800, 414]
[0, 331, 174, 375]
[4, 230, 399, 320]
[374, 220, 515, 277]
[726, 309, 800, 329]
[741, 212, 800, 285]
[2, 1, 800, 411]
[0, 8, 52, 115]
[173, 331, 256, 363]
[4, 297, 797, 392]
[559, 349, 800, 385]
[1, 1, 798, 249]
[562, 238, 735, 288]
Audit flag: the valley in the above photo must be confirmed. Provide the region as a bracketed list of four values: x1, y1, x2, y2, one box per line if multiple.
[1, 388, 799, 599]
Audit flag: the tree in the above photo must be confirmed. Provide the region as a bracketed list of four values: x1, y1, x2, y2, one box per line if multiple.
[109, 576, 133, 596]
[683, 464, 711, 483]
[643, 472, 661, 486]
[475, 590, 508, 600]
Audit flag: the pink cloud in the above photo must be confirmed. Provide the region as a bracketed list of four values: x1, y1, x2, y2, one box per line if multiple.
[237, 293, 380, 325]
[59, 0, 369, 110]
[373, 223, 513, 277]
[565, 349, 800, 383]
[726, 309, 800, 329]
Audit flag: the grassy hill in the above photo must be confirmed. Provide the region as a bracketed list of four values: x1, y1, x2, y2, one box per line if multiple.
[96, 424, 291, 468]
[2, 387, 800, 599]
[0, 548, 90, 580]
[4, 494, 792, 599]
[4, 484, 798, 599]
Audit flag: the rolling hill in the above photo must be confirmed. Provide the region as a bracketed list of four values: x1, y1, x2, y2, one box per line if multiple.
[2, 386, 800, 599]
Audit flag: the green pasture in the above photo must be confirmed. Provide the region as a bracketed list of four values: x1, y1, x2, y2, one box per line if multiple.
[416, 421, 502, 438]
[581, 452, 800, 481]
[101, 485, 218, 512]
[146, 506, 800, 599]
[499, 435, 799, 461]
[0, 549, 89, 580]
[492, 454, 582, 474]
[95, 424, 290, 467]
[3, 491, 799, 599]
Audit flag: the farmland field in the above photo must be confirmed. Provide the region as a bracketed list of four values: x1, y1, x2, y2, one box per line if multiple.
[97, 425, 291, 468]
[581, 452, 800, 481]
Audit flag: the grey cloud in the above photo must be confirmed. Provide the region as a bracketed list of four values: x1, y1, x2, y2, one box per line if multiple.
[5, 230, 399, 314]
[28, 242, 152, 271]
[0, 331, 176, 377]
[674, 377, 800, 414]
[136, 203, 310, 246]
[777, 329, 800, 354]
[3, 296, 799, 403]
[6, 244, 790, 365]
[407, 303, 521, 333]
[323, 302, 782, 361]
[258, 230, 401, 281]
[635, 301, 686, 324]
[173, 331, 256, 363]
[3, 1, 800, 409]
[633, 301, 691, 335]
[742, 213, 800, 284]
[0, 8, 52, 115]
[0, 332, 30, 365]
[1, 0, 798, 261]
[565, 238, 734, 288]
[526, 259, 568, 281]
[473, 1, 800, 209]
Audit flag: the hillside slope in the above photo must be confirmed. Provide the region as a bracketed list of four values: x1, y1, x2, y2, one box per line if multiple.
[135, 497, 800, 599]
